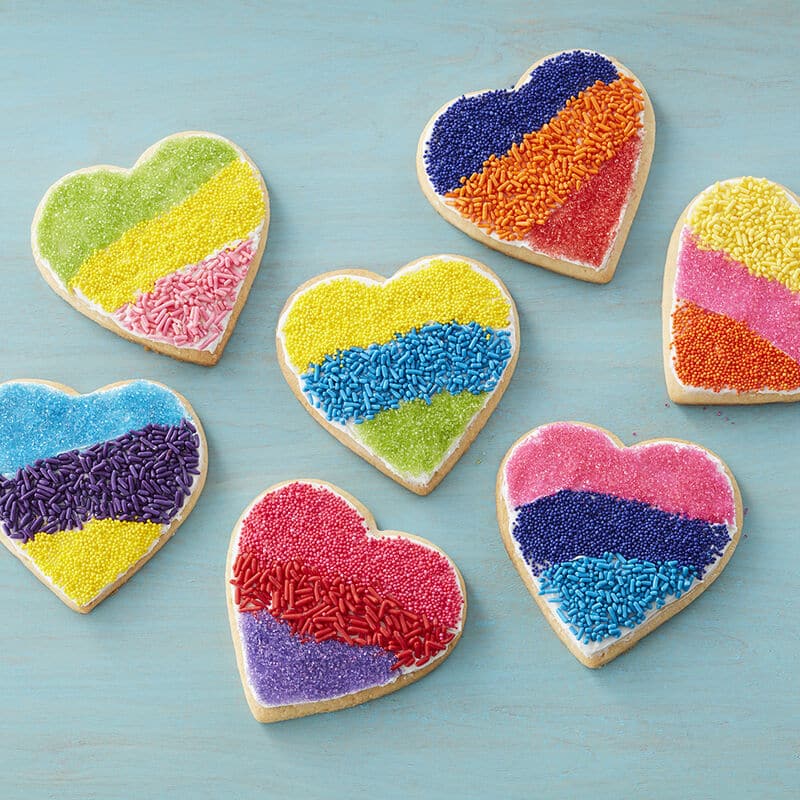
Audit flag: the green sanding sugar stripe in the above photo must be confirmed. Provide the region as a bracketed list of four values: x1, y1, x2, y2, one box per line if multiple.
[355, 389, 486, 477]
[36, 135, 239, 283]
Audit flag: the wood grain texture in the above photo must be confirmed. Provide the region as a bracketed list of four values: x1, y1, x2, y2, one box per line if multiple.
[416, 52, 655, 284]
[0, 1, 798, 799]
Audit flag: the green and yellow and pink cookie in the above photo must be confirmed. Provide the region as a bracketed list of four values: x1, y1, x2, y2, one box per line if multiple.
[276, 255, 519, 494]
[32, 132, 269, 365]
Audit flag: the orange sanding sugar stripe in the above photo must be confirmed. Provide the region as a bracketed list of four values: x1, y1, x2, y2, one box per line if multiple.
[671, 300, 800, 393]
[445, 76, 644, 241]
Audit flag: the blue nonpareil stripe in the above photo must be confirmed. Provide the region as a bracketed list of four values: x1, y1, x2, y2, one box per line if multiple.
[512, 489, 731, 578]
[424, 50, 619, 194]
[300, 321, 512, 424]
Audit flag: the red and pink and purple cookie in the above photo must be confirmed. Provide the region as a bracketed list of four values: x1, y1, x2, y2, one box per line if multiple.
[227, 480, 466, 721]
[31, 132, 269, 365]
[417, 50, 654, 283]
[0, 380, 206, 612]
[664, 176, 800, 403]
[497, 422, 742, 667]
[276, 255, 518, 494]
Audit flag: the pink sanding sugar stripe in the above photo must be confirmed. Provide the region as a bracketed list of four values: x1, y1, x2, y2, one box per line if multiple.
[504, 422, 735, 525]
[236, 482, 464, 628]
[112, 237, 256, 350]
[676, 228, 800, 365]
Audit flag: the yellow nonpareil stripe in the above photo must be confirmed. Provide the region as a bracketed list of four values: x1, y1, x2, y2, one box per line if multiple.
[688, 177, 800, 292]
[281, 258, 512, 370]
[22, 518, 163, 607]
[70, 160, 266, 311]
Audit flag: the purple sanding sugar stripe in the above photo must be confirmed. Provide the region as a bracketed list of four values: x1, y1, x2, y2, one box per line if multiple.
[512, 489, 731, 578]
[0, 419, 200, 542]
[424, 50, 619, 194]
[239, 609, 396, 707]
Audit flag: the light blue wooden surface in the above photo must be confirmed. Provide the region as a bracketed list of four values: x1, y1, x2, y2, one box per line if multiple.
[1, 1, 798, 797]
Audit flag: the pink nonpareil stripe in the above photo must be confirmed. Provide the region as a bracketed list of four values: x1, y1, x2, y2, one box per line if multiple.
[113, 237, 256, 350]
[503, 422, 735, 525]
[675, 228, 800, 364]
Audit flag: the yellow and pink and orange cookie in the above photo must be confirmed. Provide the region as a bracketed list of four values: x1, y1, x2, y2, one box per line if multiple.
[0, 380, 206, 612]
[417, 50, 654, 283]
[276, 255, 519, 494]
[227, 480, 466, 722]
[497, 422, 742, 667]
[663, 177, 800, 403]
[32, 132, 269, 365]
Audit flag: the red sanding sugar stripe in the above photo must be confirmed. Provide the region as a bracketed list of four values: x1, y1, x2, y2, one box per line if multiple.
[236, 482, 464, 628]
[231, 555, 456, 670]
[524, 134, 642, 269]
[672, 300, 800, 393]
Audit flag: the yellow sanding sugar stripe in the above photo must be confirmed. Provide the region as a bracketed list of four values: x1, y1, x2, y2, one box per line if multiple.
[688, 177, 800, 292]
[281, 259, 512, 370]
[69, 159, 266, 312]
[21, 518, 163, 607]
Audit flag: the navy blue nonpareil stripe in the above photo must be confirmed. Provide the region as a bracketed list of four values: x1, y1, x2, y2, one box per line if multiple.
[300, 321, 512, 424]
[0, 420, 201, 542]
[512, 489, 731, 578]
[424, 50, 619, 194]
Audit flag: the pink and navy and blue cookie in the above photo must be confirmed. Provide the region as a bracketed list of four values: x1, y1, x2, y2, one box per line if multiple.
[417, 50, 654, 283]
[497, 422, 742, 667]
[31, 132, 269, 365]
[227, 480, 466, 722]
[276, 255, 519, 495]
[0, 380, 206, 612]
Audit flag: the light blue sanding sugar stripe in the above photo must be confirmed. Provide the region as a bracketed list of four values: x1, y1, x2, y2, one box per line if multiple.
[299, 321, 512, 424]
[0, 380, 190, 475]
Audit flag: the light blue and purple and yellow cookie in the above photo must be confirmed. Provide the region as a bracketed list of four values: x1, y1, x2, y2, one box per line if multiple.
[0, 380, 206, 611]
[276, 255, 519, 494]
[32, 132, 269, 364]
[417, 50, 654, 283]
[497, 422, 742, 667]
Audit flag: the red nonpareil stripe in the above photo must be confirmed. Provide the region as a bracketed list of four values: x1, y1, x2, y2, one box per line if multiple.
[230, 557, 456, 669]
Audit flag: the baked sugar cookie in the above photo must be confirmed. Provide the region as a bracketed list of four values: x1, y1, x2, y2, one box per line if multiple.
[418, 50, 654, 283]
[276, 255, 519, 494]
[32, 132, 269, 365]
[0, 380, 206, 612]
[227, 480, 466, 722]
[497, 422, 742, 667]
[664, 177, 800, 403]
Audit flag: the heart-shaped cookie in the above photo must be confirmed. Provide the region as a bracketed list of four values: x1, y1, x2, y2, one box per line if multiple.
[0, 379, 206, 612]
[227, 480, 466, 722]
[663, 176, 800, 403]
[497, 422, 742, 667]
[32, 132, 269, 365]
[417, 50, 654, 283]
[276, 255, 519, 494]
